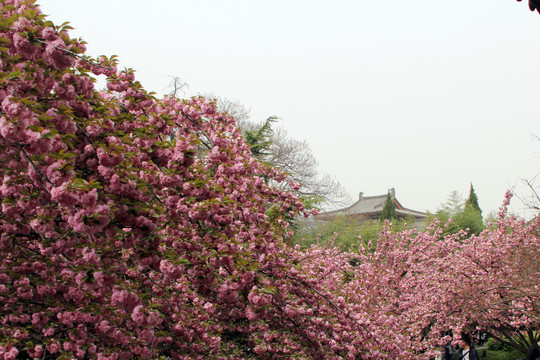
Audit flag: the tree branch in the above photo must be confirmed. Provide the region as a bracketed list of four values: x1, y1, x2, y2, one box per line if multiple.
[14, 142, 53, 185]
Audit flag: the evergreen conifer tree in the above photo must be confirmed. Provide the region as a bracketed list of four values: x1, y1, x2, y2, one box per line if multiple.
[427, 186, 485, 237]
[461, 184, 484, 235]
[242, 116, 277, 159]
[465, 183, 482, 215]
[380, 191, 397, 221]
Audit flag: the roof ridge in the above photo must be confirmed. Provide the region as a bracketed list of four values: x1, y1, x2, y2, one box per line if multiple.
[360, 194, 386, 200]
[317, 190, 426, 218]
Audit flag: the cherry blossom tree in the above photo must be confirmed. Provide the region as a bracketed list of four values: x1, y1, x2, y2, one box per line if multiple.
[201, 96, 352, 211]
[2, 2, 540, 360]
[344, 192, 540, 357]
[436, 195, 540, 354]
[0, 1, 374, 359]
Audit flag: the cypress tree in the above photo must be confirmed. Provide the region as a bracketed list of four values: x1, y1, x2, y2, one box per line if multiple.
[462, 183, 484, 235]
[465, 183, 482, 215]
[380, 191, 397, 221]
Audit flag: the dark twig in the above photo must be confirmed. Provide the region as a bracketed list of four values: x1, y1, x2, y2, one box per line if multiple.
[167, 76, 188, 98]
[285, 274, 350, 318]
[15, 142, 54, 185]
[75, 122, 94, 144]
[146, 329, 156, 360]
[181, 114, 214, 150]
[33, 38, 113, 71]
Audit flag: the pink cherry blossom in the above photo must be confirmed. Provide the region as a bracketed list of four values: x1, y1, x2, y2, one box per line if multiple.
[2, 1, 537, 359]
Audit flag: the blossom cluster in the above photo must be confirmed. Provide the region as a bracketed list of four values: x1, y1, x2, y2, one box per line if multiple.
[0, 1, 372, 358]
[325, 191, 540, 358]
[2, 1, 539, 359]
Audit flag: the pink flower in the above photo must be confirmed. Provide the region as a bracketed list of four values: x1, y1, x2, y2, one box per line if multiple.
[159, 260, 183, 280]
[50, 184, 78, 207]
[47, 342, 60, 354]
[245, 305, 258, 321]
[97, 147, 124, 168]
[12, 33, 37, 58]
[1, 346, 19, 360]
[42, 328, 55, 337]
[41, 27, 56, 41]
[44, 39, 74, 68]
[146, 311, 162, 327]
[80, 188, 98, 207]
[131, 305, 146, 326]
[28, 345, 44, 358]
[82, 247, 100, 264]
[289, 181, 301, 191]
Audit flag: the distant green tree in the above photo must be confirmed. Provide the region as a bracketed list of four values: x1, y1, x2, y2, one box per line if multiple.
[242, 116, 277, 160]
[465, 183, 482, 215]
[380, 191, 397, 221]
[440, 190, 464, 215]
[483, 211, 499, 230]
[293, 215, 416, 252]
[455, 206, 484, 236]
[462, 183, 484, 235]
[426, 187, 485, 237]
[208, 96, 352, 210]
[293, 215, 364, 252]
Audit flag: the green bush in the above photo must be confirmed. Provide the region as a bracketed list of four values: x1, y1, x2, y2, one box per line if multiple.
[293, 215, 416, 252]
[487, 338, 515, 352]
[482, 338, 524, 360]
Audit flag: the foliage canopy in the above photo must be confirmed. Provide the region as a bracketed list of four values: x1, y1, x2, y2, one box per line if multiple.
[380, 191, 397, 221]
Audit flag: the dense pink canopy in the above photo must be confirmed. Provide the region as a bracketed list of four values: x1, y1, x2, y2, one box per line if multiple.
[1, 1, 539, 359]
[0, 1, 382, 358]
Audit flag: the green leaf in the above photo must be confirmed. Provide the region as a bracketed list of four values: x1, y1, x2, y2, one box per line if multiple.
[71, 178, 87, 189]
[87, 179, 103, 189]
[8, 70, 22, 79]
[236, 258, 250, 267]
[37, 114, 55, 121]
[261, 286, 277, 295]
[70, 46, 84, 54]
[176, 258, 191, 265]
[42, 132, 56, 139]
[27, 125, 44, 133]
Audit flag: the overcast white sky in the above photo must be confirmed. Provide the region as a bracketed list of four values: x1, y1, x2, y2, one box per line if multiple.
[37, 0, 540, 219]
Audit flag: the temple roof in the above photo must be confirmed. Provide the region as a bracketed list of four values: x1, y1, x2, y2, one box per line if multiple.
[319, 188, 426, 220]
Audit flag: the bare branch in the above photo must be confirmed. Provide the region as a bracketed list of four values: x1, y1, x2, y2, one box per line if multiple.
[166, 76, 188, 97]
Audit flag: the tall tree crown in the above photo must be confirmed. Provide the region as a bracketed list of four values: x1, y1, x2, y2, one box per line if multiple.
[465, 183, 482, 215]
[380, 191, 397, 221]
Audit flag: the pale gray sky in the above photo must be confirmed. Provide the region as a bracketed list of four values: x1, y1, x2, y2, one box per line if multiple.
[38, 0, 540, 218]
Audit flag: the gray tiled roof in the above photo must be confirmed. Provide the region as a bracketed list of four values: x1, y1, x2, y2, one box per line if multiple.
[320, 190, 426, 219]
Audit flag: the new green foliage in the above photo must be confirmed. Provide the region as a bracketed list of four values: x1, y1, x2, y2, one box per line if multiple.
[427, 185, 485, 236]
[293, 215, 416, 252]
[242, 116, 277, 160]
